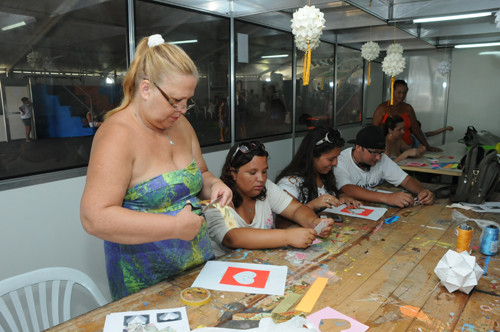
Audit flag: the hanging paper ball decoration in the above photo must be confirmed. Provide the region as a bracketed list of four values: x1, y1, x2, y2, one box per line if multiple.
[386, 43, 404, 55]
[437, 60, 451, 75]
[291, 5, 325, 86]
[361, 41, 380, 61]
[382, 52, 405, 77]
[361, 41, 380, 86]
[291, 5, 325, 52]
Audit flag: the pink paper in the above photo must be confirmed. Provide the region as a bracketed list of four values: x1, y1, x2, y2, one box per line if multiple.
[307, 307, 369, 332]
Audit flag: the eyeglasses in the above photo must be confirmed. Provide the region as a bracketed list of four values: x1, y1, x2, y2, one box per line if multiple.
[153, 82, 196, 111]
[364, 148, 385, 156]
[230, 142, 265, 163]
[315, 132, 332, 146]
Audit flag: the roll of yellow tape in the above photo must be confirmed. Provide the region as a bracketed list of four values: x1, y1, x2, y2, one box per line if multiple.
[180, 287, 211, 306]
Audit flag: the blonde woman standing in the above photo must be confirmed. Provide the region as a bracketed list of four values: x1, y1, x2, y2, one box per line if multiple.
[80, 34, 232, 300]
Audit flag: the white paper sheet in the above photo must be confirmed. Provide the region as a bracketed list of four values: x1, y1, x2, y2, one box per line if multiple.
[104, 307, 190, 332]
[461, 202, 500, 213]
[323, 204, 387, 221]
[192, 261, 288, 295]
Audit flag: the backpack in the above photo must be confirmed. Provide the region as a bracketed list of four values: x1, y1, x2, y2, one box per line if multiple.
[452, 146, 500, 203]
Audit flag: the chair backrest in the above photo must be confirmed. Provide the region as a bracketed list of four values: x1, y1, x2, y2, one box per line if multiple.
[0, 267, 108, 332]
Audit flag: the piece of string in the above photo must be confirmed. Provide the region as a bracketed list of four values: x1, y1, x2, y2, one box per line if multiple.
[355, 280, 443, 313]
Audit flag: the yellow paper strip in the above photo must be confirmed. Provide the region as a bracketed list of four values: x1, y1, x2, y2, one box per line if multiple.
[295, 277, 328, 312]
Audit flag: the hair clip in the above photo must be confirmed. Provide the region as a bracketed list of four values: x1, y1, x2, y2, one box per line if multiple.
[148, 34, 165, 47]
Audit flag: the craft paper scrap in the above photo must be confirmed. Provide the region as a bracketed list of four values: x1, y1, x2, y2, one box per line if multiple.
[314, 219, 328, 233]
[104, 307, 190, 332]
[295, 277, 328, 312]
[307, 306, 369, 332]
[271, 292, 302, 313]
[192, 261, 288, 295]
[324, 204, 387, 221]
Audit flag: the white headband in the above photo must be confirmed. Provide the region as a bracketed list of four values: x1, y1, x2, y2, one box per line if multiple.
[148, 34, 165, 47]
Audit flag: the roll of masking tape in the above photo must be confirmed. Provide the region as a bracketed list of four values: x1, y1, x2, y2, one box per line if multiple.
[180, 287, 211, 306]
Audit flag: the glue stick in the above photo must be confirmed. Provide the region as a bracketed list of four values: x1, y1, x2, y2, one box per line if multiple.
[456, 224, 473, 254]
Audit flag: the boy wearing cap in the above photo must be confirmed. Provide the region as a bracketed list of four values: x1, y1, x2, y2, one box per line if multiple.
[334, 125, 434, 208]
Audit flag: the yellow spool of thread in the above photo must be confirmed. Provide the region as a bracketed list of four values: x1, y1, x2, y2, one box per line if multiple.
[496, 142, 500, 154]
[456, 224, 473, 254]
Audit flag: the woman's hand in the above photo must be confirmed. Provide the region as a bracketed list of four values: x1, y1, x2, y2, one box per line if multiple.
[285, 228, 316, 248]
[338, 194, 361, 209]
[210, 180, 232, 207]
[417, 145, 426, 155]
[175, 204, 205, 241]
[308, 194, 341, 211]
[427, 146, 443, 152]
[312, 217, 334, 238]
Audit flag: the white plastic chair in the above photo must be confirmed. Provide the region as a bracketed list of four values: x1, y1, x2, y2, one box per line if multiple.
[0, 267, 108, 332]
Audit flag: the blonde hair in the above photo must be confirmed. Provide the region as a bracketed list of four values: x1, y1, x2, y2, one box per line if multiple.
[105, 36, 198, 119]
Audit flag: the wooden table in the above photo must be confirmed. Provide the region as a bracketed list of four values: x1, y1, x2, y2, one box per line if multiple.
[397, 142, 466, 177]
[48, 198, 500, 331]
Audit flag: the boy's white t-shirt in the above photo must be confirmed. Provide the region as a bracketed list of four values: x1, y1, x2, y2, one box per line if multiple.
[334, 147, 407, 190]
[205, 179, 292, 257]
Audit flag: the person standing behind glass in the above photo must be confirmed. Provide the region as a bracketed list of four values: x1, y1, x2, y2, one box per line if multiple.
[80, 34, 232, 300]
[19, 97, 33, 142]
[276, 127, 360, 211]
[372, 79, 442, 152]
[236, 80, 248, 138]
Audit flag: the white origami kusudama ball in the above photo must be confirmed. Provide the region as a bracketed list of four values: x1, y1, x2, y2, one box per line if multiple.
[434, 249, 484, 294]
[361, 41, 380, 61]
[437, 61, 451, 75]
[387, 43, 404, 55]
[291, 5, 325, 51]
[382, 52, 406, 77]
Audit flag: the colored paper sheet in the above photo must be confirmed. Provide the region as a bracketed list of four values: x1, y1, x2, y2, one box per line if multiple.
[192, 261, 287, 295]
[307, 306, 369, 332]
[324, 204, 387, 221]
[295, 277, 328, 312]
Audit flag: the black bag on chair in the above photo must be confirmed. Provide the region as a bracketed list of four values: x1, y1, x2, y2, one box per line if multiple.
[452, 146, 500, 203]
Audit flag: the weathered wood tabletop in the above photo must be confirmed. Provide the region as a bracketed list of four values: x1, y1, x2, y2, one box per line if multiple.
[48, 198, 500, 331]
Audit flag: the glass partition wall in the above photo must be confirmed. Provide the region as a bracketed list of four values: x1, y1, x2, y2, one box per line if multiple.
[295, 41, 335, 131]
[0, 0, 369, 183]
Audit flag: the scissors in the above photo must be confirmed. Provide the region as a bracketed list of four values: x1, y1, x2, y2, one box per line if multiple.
[186, 196, 223, 213]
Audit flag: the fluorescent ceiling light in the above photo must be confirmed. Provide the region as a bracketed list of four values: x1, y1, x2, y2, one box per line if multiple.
[1, 21, 26, 31]
[168, 39, 197, 45]
[479, 51, 500, 55]
[105, 76, 114, 84]
[455, 42, 500, 49]
[414, 12, 491, 23]
[261, 54, 289, 59]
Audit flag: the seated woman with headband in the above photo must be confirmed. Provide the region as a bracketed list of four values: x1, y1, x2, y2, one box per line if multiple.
[276, 126, 360, 211]
[204, 141, 334, 257]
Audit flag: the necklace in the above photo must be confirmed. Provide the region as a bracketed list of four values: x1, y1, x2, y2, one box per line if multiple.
[134, 111, 174, 145]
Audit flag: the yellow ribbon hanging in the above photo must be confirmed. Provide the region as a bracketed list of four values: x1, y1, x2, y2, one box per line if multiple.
[303, 43, 311, 86]
[367, 61, 372, 86]
[390, 76, 395, 105]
